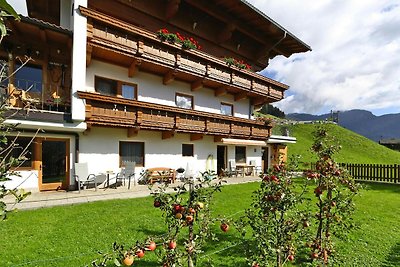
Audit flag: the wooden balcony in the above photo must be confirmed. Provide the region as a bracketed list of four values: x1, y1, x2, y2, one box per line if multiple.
[78, 91, 272, 140]
[80, 7, 287, 106]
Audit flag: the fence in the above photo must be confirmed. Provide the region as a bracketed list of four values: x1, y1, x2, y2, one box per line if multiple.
[308, 163, 400, 184]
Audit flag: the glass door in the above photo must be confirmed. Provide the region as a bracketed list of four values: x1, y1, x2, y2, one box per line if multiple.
[39, 139, 69, 191]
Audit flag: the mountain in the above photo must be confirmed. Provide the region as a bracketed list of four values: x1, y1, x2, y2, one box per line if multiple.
[287, 109, 400, 141]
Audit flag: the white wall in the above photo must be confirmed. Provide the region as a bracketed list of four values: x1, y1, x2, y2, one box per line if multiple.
[60, 0, 73, 29]
[79, 127, 219, 179]
[85, 60, 251, 119]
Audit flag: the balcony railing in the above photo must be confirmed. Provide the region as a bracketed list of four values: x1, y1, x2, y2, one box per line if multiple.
[79, 91, 271, 140]
[6, 79, 71, 113]
[80, 7, 288, 104]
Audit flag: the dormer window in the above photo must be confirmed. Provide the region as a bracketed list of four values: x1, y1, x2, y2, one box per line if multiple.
[175, 93, 193, 109]
[221, 102, 233, 116]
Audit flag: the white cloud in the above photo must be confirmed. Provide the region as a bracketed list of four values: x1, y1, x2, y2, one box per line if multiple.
[248, 0, 400, 115]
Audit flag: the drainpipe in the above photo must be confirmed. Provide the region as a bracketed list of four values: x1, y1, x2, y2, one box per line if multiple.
[266, 31, 287, 55]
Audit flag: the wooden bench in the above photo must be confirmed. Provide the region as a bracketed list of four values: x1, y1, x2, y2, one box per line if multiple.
[145, 167, 176, 184]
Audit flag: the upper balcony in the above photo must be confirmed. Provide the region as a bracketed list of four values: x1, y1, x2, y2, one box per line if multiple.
[78, 91, 272, 140]
[80, 7, 289, 107]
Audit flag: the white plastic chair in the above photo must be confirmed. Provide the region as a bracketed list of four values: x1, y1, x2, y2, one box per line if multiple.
[74, 163, 98, 192]
[116, 161, 136, 189]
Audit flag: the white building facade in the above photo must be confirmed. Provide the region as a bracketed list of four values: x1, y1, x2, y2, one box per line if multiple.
[1, 0, 309, 191]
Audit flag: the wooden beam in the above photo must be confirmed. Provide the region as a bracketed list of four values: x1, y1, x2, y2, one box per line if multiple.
[163, 69, 177, 85]
[215, 87, 227, 97]
[191, 79, 203, 91]
[162, 130, 175, 140]
[234, 92, 247, 101]
[128, 58, 141, 77]
[190, 133, 203, 141]
[165, 0, 181, 20]
[86, 45, 92, 67]
[252, 97, 267, 106]
[39, 29, 47, 43]
[214, 136, 223, 142]
[127, 127, 139, 137]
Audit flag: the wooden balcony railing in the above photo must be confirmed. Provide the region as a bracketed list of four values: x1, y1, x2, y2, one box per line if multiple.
[78, 91, 271, 140]
[80, 6, 287, 105]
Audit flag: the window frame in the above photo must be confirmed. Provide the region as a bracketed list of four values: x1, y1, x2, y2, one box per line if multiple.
[119, 141, 145, 167]
[14, 62, 43, 93]
[175, 92, 194, 110]
[235, 146, 246, 164]
[182, 144, 194, 157]
[94, 76, 137, 100]
[220, 102, 234, 116]
[5, 136, 34, 170]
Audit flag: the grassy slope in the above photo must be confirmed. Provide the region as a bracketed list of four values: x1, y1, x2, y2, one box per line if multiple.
[285, 123, 400, 164]
[1, 182, 400, 266]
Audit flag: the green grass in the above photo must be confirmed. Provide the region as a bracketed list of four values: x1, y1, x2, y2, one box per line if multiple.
[1, 182, 399, 266]
[285, 123, 400, 165]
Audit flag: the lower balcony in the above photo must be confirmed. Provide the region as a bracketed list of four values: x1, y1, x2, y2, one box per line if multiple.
[79, 91, 271, 140]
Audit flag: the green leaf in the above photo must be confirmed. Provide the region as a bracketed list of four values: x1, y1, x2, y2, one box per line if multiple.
[0, 0, 19, 19]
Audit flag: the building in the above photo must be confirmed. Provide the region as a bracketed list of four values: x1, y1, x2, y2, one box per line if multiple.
[1, 0, 310, 191]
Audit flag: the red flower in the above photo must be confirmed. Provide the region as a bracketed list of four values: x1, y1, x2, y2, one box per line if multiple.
[161, 28, 169, 34]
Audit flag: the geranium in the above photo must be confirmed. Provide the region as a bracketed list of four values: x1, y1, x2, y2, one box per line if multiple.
[156, 29, 201, 50]
[224, 57, 251, 70]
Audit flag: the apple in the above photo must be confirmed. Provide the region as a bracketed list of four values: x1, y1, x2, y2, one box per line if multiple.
[196, 202, 204, 209]
[252, 263, 260, 267]
[175, 213, 183, 219]
[168, 240, 177, 250]
[288, 254, 295, 261]
[179, 206, 186, 213]
[173, 204, 181, 213]
[302, 220, 310, 228]
[136, 249, 145, 258]
[220, 223, 229, 232]
[122, 254, 134, 266]
[331, 201, 336, 207]
[188, 207, 196, 214]
[147, 241, 156, 251]
[311, 252, 319, 259]
[154, 200, 161, 208]
[314, 187, 323, 196]
[186, 215, 194, 223]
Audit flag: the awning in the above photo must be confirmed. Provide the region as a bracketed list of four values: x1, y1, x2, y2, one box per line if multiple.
[221, 138, 267, 146]
[267, 135, 297, 144]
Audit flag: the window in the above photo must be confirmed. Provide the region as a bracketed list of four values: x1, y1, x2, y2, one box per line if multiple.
[122, 84, 136, 100]
[5, 137, 33, 168]
[15, 63, 43, 93]
[95, 76, 117, 96]
[235, 146, 246, 164]
[175, 93, 193, 109]
[182, 144, 194, 157]
[95, 76, 137, 99]
[119, 142, 144, 167]
[221, 102, 233, 116]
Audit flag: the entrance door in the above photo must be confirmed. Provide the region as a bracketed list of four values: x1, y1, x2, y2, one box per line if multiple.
[262, 147, 269, 173]
[38, 139, 69, 191]
[217, 146, 227, 176]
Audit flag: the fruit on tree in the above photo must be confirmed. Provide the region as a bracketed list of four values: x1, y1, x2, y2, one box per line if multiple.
[147, 241, 156, 251]
[168, 240, 177, 250]
[173, 204, 181, 213]
[186, 215, 194, 223]
[136, 249, 145, 258]
[220, 223, 229, 232]
[311, 252, 319, 259]
[303, 220, 310, 228]
[288, 254, 295, 261]
[188, 207, 196, 214]
[122, 254, 134, 266]
[196, 202, 204, 209]
[154, 200, 161, 208]
[175, 213, 183, 219]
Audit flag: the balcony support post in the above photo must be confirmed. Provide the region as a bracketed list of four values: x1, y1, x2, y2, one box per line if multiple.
[162, 130, 175, 140]
[128, 58, 142, 77]
[190, 133, 203, 141]
[234, 91, 247, 101]
[214, 136, 223, 142]
[128, 127, 139, 137]
[163, 69, 177, 85]
[215, 87, 227, 97]
[191, 79, 203, 91]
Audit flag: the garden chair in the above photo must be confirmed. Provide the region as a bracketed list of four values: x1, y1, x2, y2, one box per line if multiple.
[116, 161, 136, 189]
[249, 160, 262, 176]
[74, 162, 99, 192]
[225, 160, 239, 177]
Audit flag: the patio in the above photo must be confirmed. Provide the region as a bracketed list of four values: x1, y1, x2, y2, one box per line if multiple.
[5, 175, 260, 210]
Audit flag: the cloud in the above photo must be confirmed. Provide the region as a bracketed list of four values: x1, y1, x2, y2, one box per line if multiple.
[248, 0, 400, 115]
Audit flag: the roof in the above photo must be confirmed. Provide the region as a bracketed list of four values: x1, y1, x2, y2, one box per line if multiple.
[19, 16, 72, 36]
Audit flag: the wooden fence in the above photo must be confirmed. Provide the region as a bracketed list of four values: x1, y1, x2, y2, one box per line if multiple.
[308, 163, 400, 184]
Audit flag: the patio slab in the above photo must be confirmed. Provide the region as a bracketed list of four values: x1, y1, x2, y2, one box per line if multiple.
[4, 176, 260, 210]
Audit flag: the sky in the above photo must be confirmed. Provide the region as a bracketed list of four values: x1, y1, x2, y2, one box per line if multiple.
[247, 0, 400, 116]
[7, 0, 400, 116]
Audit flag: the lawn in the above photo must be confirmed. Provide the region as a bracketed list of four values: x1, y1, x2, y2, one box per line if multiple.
[0, 181, 399, 266]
